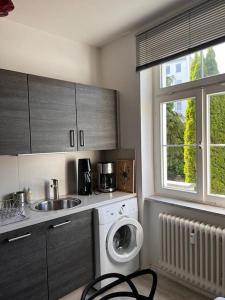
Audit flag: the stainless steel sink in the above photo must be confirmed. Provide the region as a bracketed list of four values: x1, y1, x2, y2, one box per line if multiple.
[34, 197, 81, 211]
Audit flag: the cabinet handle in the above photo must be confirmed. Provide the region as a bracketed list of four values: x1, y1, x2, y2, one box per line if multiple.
[79, 130, 85, 147]
[7, 233, 31, 243]
[70, 130, 75, 147]
[52, 220, 71, 228]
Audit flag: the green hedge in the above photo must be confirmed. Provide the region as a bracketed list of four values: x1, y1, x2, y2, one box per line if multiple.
[166, 102, 185, 180]
[210, 95, 225, 194]
[183, 48, 225, 195]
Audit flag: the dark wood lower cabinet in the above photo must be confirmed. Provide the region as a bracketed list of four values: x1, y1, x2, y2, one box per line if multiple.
[0, 210, 94, 300]
[46, 210, 94, 300]
[0, 223, 48, 300]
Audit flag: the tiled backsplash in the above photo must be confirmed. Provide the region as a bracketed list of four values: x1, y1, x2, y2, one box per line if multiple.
[0, 151, 101, 202]
[0, 149, 135, 202]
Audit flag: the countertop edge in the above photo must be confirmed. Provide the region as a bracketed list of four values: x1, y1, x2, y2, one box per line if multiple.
[0, 192, 136, 234]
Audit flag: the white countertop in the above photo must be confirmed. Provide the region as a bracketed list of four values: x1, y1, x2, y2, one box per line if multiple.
[0, 191, 136, 234]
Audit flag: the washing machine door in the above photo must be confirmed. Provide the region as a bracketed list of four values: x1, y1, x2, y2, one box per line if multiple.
[106, 217, 143, 263]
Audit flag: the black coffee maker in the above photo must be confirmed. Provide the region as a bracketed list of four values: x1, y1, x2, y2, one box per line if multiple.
[78, 159, 92, 195]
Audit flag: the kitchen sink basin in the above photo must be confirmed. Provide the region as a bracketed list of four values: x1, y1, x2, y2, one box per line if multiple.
[34, 197, 81, 211]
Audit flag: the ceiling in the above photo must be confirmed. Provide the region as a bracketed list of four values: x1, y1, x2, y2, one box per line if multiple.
[7, 0, 201, 47]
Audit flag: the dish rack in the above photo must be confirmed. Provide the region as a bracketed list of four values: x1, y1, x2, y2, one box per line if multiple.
[0, 198, 27, 226]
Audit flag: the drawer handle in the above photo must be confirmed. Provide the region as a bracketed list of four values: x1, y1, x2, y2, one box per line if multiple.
[7, 233, 31, 243]
[70, 130, 75, 147]
[52, 220, 71, 228]
[79, 130, 85, 147]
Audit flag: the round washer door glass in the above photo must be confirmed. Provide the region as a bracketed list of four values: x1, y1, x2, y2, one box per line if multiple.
[107, 218, 143, 263]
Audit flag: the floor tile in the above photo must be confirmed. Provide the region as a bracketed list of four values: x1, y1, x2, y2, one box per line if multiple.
[60, 273, 209, 300]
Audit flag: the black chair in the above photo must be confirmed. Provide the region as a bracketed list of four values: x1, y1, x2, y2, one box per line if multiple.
[81, 269, 157, 300]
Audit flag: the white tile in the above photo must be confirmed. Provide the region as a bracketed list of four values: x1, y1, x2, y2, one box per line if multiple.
[17, 151, 102, 202]
[18, 153, 67, 201]
[0, 156, 19, 200]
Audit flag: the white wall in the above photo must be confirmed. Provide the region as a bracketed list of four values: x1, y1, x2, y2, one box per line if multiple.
[100, 33, 156, 268]
[100, 32, 142, 201]
[0, 19, 102, 201]
[0, 19, 101, 85]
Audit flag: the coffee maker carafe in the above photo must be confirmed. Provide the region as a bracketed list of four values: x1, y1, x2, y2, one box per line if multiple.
[78, 159, 92, 195]
[97, 162, 116, 193]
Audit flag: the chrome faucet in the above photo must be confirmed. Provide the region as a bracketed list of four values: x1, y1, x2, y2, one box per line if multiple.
[50, 179, 59, 200]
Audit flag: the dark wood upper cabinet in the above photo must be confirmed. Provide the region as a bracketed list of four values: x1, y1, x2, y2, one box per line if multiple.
[0, 69, 30, 155]
[28, 75, 77, 153]
[0, 223, 48, 300]
[0, 68, 118, 155]
[46, 210, 94, 300]
[76, 84, 118, 151]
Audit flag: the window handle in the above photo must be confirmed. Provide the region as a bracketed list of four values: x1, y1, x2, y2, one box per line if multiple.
[198, 141, 203, 149]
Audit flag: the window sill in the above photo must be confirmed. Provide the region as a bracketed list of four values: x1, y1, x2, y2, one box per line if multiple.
[145, 195, 225, 217]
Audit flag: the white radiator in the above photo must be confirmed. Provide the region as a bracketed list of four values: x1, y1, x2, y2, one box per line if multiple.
[159, 213, 225, 295]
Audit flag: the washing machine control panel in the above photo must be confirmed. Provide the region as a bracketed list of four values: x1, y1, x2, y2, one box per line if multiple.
[97, 198, 138, 224]
[118, 204, 125, 215]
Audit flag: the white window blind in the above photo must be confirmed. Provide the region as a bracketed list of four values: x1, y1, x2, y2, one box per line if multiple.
[136, 0, 225, 71]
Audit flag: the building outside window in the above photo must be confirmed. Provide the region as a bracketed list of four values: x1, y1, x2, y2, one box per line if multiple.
[176, 63, 181, 73]
[166, 65, 170, 75]
[161, 56, 190, 87]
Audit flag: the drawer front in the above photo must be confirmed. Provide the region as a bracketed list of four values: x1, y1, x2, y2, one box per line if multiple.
[46, 210, 94, 300]
[0, 223, 48, 300]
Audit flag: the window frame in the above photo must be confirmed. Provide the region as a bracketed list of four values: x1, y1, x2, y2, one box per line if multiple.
[204, 84, 225, 206]
[153, 64, 225, 206]
[154, 87, 203, 202]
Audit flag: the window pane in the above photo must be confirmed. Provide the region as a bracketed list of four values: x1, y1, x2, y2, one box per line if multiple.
[210, 93, 225, 144]
[162, 146, 197, 192]
[163, 98, 196, 145]
[161, 42, 225, 88]
[166, 65, 170, 75]
[210, 147, 225, 195]
[176, 63, 181, 73]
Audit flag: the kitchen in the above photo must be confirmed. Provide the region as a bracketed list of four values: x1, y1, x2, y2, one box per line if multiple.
[1, 1, 225, 300]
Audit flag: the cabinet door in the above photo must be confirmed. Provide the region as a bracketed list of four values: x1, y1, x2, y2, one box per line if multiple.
[0, 69, 30, 154]
[76, 84, 118, 150]
[47, 210, 94, 300]
[28, 75, 77, 153]
[0, 224, 48, 300]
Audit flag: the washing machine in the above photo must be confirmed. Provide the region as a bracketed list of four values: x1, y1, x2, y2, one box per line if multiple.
[94, 197, 143, 288]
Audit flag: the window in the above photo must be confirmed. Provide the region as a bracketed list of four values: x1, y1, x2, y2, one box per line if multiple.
[154, 41, 225, 205]
[176, 63, 181, 73]
[161, 98, 197, 192]
[166, 66, 170, 75]
[161, 42, 225, 88]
